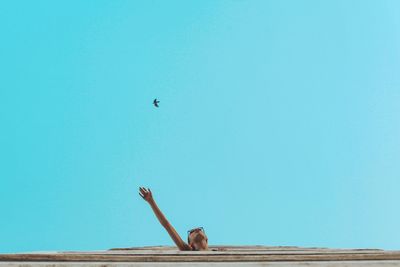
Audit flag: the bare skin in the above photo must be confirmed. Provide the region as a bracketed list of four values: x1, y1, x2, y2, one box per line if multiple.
[139, 187, 192, 251]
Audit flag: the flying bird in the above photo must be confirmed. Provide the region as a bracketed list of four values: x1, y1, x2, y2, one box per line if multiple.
[153, 98, 160, 107]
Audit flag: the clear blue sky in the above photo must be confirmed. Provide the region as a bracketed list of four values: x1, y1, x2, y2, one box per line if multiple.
[1, 0, 400, 253]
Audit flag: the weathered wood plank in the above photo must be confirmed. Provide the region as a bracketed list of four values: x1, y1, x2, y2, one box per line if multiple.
[2, 246, 400, 263]
[1, 261, 400, 267]
[2, 252, 400, 262]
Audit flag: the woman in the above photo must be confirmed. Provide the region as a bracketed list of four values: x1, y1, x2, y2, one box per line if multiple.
[139, 187, 208, 251]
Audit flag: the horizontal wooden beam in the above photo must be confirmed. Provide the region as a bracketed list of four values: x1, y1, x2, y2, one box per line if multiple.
[2, 247, 400, 263]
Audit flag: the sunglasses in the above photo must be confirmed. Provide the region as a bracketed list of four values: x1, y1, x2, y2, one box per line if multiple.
[187, 227, 205, 243]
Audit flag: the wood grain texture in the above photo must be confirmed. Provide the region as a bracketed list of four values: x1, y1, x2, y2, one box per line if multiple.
[1, 246, 400, 262]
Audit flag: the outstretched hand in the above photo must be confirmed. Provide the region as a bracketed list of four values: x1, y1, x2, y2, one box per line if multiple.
[139, 187, 153, 203]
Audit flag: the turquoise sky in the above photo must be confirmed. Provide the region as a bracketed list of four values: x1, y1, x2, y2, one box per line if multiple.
[1, 0, 400, 253]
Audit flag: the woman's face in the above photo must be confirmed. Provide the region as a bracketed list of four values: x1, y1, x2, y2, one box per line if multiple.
[189, 229, 208, 251]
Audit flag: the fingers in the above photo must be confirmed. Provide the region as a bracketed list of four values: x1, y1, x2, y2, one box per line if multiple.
[139, 187, 147, 195]
[139, 187, 151, 196]
[139, 192, 144, 199]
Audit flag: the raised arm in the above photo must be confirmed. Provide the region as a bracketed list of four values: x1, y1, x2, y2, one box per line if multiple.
[139, 187, 191, 251]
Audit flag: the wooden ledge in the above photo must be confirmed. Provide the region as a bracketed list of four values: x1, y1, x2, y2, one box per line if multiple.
[1, 246, 400, 262]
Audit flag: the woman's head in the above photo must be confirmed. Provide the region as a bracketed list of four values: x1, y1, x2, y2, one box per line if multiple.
[188, 227, 208, 251]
